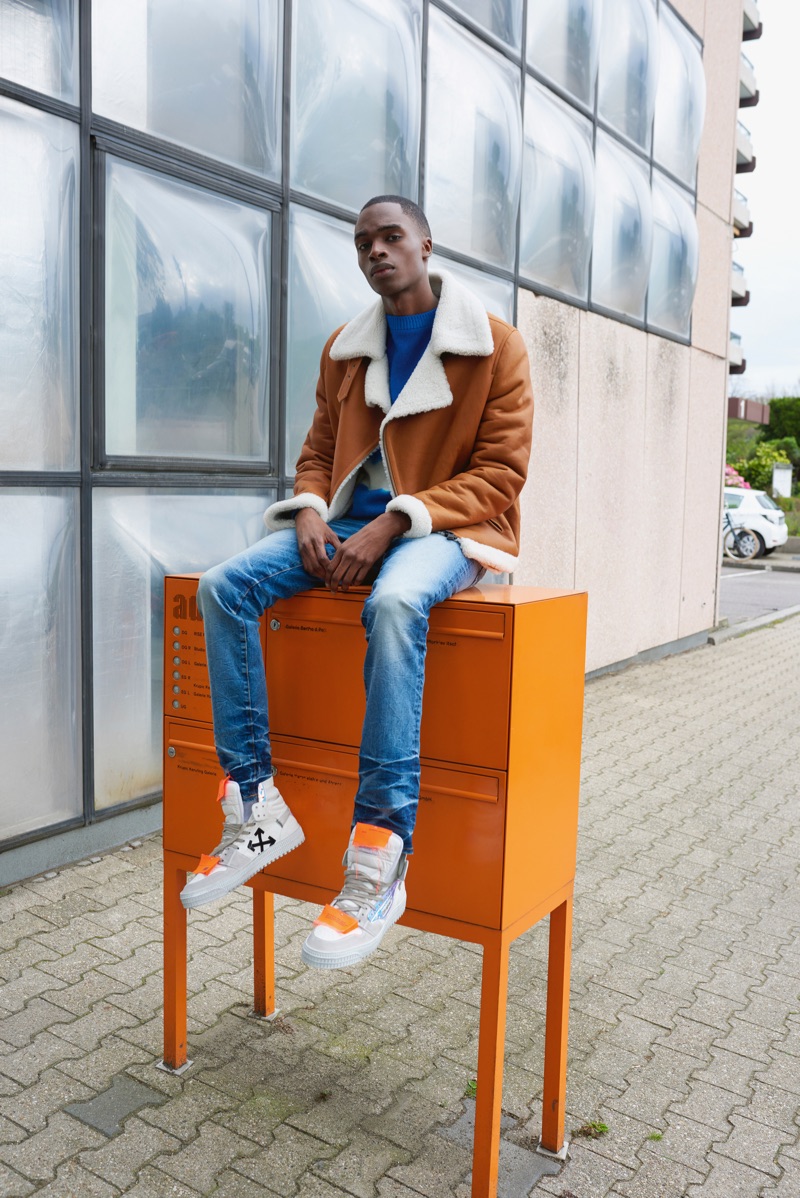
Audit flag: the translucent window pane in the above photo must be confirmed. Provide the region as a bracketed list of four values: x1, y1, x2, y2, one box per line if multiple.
[598, 0, 658, 151]
[446, 0, 523, 49]
[520, 79, 594, 301]
[93, 0, 281, 179]
[526, 0, 602, 107]
[0, 98, 78, 470]
[105, 159, 271, 463]
[286, 206, 371, 467]
[92, 489, 276, 810]
[428, 256, 514, 323]
[647, 172, 698, 338]
[426, 10, 522, 270]
[0, 0, 77, 102]
[291, 0, 421, 211]
[591, 131, 653, 319]
[653, 7, 705, 187]
[0, 489, 81, 842]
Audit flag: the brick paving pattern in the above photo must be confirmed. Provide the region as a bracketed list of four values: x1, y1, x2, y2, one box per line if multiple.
[1, 616, 799, 1196]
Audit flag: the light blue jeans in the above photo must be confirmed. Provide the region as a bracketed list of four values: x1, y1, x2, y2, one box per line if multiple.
[197, 518, 483, 853]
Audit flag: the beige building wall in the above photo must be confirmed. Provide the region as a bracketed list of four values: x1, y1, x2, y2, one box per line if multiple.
[514, 0, 742, 673]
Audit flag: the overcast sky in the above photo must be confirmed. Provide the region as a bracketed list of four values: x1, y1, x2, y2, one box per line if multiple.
[728, 0, 800, 399]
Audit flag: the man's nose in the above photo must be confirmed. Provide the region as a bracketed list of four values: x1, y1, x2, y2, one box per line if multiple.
[369, 242, 386, 259]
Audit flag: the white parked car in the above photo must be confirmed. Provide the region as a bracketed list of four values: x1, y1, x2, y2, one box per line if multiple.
[723, 487, 789, 557]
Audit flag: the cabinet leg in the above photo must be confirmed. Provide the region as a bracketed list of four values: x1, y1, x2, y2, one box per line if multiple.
[163, 856, 188, 1070]
[472, 935, 509, 1198]
[541, 896, 573, 1154]
[253, 888, 276, 1018]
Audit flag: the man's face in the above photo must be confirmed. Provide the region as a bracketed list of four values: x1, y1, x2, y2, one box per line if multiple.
[354, 202, 432, 299]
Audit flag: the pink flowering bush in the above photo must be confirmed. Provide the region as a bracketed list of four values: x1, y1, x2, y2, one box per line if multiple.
[724, 464, 751, 489]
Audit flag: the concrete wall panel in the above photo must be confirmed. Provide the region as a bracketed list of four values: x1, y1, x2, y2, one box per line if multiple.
[678, 348, 727, 638]
[696, 0, 742, 224]
[514, 289, 579, 589]
[691, 204, 732, 359]
[576, 311, 647, 672]
[637, 336, 692, 653]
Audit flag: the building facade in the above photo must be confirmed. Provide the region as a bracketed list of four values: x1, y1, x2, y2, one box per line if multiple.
[0, 0, 748, 878]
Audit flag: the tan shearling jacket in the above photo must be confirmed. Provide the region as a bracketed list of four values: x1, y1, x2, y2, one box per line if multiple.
[264, 271, 533, 573]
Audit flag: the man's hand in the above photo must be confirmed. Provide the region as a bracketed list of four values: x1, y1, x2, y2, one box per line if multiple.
[327, 511, 411, 591]
[295, 507, 341, 579]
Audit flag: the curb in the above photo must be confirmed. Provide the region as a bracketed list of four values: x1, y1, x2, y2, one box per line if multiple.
[721, 556, 800, 574]
[708, 603, 800, 645]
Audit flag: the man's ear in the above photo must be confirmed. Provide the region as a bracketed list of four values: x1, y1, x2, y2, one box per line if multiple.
[421, 237, 433, 260]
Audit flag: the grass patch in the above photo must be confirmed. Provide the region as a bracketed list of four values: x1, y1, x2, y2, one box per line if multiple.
[464, 1078, 477, 1099]
[572, 1120, 609, 1139]
[647, 1131, 663, 1141]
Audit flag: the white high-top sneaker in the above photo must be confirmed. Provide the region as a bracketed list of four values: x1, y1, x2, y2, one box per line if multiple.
[210, 776, 245, 856]
[180, 779, 304, 910]
[301, 823, 407, 970]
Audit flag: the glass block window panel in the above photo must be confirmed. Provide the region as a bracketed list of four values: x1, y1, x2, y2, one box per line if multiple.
[0, 0, 77, 102]
[428, 255, 514, 323]
[0, 98, 78, 470]
[598, 0, 658, 151]
[93, 0, 281, 179]
[105, 159, 271, 463]
[526, 0, 603, 107]
[92, 489, 275, 810]
[446, 0, 523, 49]
[0, 489, 81, 843]
[591, 131, 653, 319]
[426, 10, 522, 270]
[287, 206, 371, 467]
[653, 6, 705, 187]
[291, 0, 421, 211]
[520, 79, 594, 301]
[647, 172, 698, 338]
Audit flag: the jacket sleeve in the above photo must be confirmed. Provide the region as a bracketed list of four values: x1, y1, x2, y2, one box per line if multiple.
[387, 326, 533, 536]
[263, 335, 340, 531]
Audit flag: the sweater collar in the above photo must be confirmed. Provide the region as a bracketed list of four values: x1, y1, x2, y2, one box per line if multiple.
[329, 270, 494, 363]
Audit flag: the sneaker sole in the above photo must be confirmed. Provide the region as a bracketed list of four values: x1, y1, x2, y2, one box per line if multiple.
[300, 890, 406, 970]
[181, 820, 305, 910]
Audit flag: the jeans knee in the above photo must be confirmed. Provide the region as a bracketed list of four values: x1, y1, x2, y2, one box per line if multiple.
[363, 587, 423, 636]
[197, 563, 234, 617]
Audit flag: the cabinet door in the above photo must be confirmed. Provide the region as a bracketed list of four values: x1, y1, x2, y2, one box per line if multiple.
[270, 737, 506, 929]
[163, 719, 223, 856]
[266, 591, 513, 769]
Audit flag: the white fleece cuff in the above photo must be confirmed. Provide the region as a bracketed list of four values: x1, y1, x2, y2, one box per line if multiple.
[456, 535, 519, 574]
[385, 494, 433, 539]
[263, 493, 329, 532]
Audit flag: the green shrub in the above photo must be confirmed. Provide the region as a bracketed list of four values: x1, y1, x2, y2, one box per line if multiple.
[733, 442, 792, 491]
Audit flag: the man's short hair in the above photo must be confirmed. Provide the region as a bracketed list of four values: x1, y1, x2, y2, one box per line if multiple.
[360, 195, 431, 240]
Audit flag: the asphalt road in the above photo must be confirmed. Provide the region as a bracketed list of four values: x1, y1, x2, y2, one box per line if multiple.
[719, 563, 800, 624]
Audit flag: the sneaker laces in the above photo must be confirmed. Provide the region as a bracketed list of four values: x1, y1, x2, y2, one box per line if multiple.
[334, 854, 405, 920]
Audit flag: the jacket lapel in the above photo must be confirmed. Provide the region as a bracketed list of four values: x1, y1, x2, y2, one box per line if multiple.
[329, 271, 494, 424]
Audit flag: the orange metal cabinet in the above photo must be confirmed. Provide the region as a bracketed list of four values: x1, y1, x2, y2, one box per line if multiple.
[162, 574, 588, 1198]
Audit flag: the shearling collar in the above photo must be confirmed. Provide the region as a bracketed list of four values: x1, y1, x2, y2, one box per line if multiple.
[329, 271, 494, 364]
[329, 271, 494, 419]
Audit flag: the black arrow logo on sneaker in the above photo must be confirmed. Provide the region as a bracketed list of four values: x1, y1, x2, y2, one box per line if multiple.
[248, 828, 277, 853]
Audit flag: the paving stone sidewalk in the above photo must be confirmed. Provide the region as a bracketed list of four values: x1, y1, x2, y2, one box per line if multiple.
[2, 616, 799, 1197]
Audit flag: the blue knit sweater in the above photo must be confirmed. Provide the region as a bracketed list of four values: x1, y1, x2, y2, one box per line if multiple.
[348, 307, 437, 519]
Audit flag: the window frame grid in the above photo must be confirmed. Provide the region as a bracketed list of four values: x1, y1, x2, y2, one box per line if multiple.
[0, 0, 705, 848]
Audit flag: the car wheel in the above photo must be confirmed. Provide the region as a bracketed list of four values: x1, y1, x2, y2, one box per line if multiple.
[753, 532, 767, 558]
[723, 527, 761, 560]
[763, 546, 776, 556]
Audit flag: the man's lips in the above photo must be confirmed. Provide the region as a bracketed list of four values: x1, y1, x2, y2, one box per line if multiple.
[370, 264, 394, 277]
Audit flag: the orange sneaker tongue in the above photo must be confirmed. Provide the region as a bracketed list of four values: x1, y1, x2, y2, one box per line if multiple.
[193, 854, 220, 876]
[352, 823, 393, 850]
[314, 904, 359, 934]
[216, 775, 230, 802]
